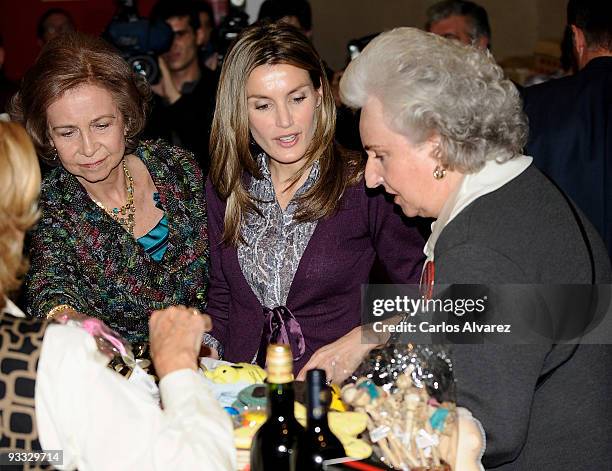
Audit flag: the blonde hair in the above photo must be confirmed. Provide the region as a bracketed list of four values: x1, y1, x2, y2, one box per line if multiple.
[209, 21, 361, 246]
[0, 122, 41, 309]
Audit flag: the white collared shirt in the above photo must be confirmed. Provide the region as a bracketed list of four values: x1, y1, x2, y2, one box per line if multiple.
[424, 155, 533, 264]
[2, 301, 236, 471]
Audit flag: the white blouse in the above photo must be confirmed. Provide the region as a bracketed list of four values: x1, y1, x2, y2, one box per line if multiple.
[3, 300, 236, 471]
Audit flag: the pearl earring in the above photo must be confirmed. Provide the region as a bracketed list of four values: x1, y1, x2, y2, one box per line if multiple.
[433, 166, 446, 180]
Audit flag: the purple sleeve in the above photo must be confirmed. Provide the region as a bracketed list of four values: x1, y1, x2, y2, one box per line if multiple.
[367, 189, 425, 283]
[205, 178, 230, 347]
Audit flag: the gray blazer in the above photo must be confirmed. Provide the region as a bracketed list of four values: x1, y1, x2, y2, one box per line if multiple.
[435, 165, 612, 470]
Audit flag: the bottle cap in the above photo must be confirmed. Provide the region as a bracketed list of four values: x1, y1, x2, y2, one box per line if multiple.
[307, 368, 331, 418]
[307, 368, 326, 385]
[266, 344, 294, 384]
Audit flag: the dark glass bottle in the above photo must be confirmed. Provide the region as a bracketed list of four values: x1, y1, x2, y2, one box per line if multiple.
[293, 369, 346, 470]
[250, 344, 304, 471]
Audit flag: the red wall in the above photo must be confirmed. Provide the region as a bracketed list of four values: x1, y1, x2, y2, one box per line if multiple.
[0, 0, 158, 81]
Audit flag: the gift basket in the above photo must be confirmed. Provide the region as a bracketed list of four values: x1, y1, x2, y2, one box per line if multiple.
[339, 343, 481, 471]
[201, 344, 484, 471]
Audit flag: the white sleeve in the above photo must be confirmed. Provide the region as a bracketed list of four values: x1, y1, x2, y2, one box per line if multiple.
[35, 324, 236, 471]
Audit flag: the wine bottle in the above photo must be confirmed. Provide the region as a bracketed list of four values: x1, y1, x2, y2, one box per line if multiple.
[250, 344, 304, 471]
[292, 369, 346, 470]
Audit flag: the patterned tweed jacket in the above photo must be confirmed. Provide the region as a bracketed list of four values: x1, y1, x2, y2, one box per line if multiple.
[25, 140, 209, 343]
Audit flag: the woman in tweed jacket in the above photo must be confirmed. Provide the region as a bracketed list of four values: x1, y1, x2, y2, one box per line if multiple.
[11, 33, 208, 343]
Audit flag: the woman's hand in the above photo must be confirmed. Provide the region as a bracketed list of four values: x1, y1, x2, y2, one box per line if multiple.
[149, 305, 212, 379]
[296, 326, 375, 384]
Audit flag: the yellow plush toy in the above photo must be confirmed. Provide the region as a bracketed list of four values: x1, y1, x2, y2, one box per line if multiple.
[330, 384, 347, 412]
[294, 402, 372, 459]
[203, 362, 267, 384]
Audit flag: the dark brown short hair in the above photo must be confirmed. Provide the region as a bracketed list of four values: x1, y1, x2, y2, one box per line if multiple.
[9, 32, 151, 165]
[568, 0, 612, 50]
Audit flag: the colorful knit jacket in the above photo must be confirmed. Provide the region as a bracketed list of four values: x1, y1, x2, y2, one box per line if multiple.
[25, 140, 209, 343]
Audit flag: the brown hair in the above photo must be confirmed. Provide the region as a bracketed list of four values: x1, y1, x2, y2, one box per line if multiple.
[568, 0, 612, 50]
[9, 32, 151, 166]
[209, 21, 362, 246]
[0, 122, 41, 309]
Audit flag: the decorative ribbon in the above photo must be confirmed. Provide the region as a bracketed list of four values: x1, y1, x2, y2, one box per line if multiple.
[81, 317, 129, 357]
[256, 305, 305, 367]
[52, 310, 130, 360]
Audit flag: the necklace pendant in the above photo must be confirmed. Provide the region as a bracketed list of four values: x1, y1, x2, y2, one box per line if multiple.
[91, 158, 136, 236]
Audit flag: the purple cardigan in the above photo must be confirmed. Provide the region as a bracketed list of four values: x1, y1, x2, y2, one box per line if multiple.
[205, 178, 424, 373]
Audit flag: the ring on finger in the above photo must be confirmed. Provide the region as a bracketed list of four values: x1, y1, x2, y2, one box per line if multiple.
[190, 308, 201, 317]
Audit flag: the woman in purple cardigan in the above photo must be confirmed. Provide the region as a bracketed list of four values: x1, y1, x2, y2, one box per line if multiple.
[204, 22, 424, 380]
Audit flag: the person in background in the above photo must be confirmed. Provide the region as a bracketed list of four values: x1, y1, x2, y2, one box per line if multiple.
[205, 22, 424, 381]
[195, 0, 219, 71]
[340, 26, 611, 470]
[10, 32, 209, 344]
[257, 0, 313, 37]
[560, 24, 579, 75]
[145, 0, 218, 174]
[425, 0, 490, 50]
[0, 34, 18, 114]
[0, 121, 234, 471]
[36, 8, 75, 46]
[523, 0, 612, 260]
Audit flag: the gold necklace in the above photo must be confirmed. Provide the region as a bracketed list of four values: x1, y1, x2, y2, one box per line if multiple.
[91, 159, 135, 235]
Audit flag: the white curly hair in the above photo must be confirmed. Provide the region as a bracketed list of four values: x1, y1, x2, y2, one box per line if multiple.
[340, 27, 528, 173]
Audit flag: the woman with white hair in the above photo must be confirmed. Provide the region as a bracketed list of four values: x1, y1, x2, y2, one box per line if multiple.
[340, 28, 611, 470]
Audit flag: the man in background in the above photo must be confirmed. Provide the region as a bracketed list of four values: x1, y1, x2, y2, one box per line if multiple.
[195, 0, 218, 71]
[0, 34, 17, 114]
[145, 0, 218, 174]
[425, 0, 491, 50]
[523, 0, 612, 259]
[257, 0, 312, 37]
[36, 8, 75, 46]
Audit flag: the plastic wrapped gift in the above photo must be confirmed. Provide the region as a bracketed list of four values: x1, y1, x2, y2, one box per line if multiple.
[341, 344, 483, 471]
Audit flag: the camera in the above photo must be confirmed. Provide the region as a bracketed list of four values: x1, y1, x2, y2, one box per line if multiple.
[216, 0, 250, 64]
[104, 0, 173, 84]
